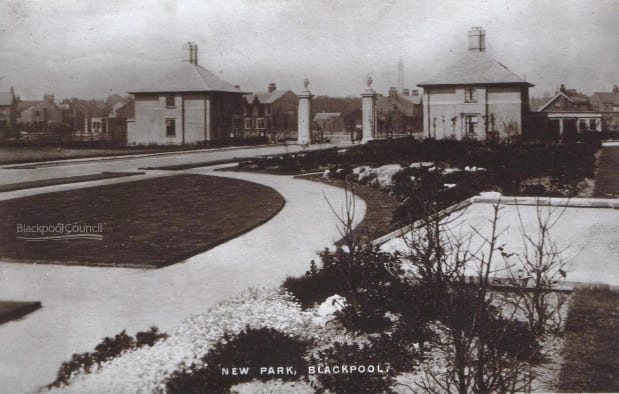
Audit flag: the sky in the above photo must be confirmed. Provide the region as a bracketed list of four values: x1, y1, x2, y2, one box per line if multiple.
[1, 0, 618, 100]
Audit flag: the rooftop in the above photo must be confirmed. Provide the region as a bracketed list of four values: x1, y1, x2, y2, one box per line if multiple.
[129, 62, 243, 94]
[418, 51, 533, 87]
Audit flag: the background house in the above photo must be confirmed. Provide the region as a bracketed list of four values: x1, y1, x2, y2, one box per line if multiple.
[17, 94, 63, 132]
[242, 83, 297, 142]
[418, 27, 533, 141]
[591, 85, 619, 132]
[128, 42, 245, 145]
[0, 87, 18, 140]
[375, 87, 423, 138]
[537, 85, 602, 140]
[313, 112, 346, 142]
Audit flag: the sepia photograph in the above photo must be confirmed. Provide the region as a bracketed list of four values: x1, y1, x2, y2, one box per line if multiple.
[1, 0, 618, 392]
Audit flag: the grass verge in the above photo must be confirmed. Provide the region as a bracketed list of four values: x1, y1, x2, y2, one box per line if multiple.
[0, 172, 144, 192]
[556, 285, 619, 392]
[0, 174, 284, 268]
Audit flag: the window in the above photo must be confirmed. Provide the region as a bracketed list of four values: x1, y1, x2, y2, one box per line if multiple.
[465, 87, 477, 103]
[256, 118, 265, 129]
[465, 115, 478, 135]
[578, 119, 587, 131]
[35, 110, 41, 117]
[165, 94, 175, 107]
[265, 105, 272, 115]
[244, 118, 254, 130]
[589, 119, 597, 131]
[166, 119, 176, 137]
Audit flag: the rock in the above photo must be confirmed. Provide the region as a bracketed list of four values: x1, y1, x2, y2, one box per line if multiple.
[353, 166, 377, 183]
[442, 167, 462, 175]
[373, 164, 403, 190]
[322, 169, 330, 179]
[409, 161, 434, 169]
[443, 183, 456, 189]
[317, 294, 347, 317]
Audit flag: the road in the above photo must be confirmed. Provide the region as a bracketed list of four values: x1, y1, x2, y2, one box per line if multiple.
[0, 143, 340, 186]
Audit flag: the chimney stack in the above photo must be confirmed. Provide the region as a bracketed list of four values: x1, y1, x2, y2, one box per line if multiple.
[183, 42, 198, 65]
[389, 86, 398, 97]
[468, 27, 485, 52]
[268, 82, 276, 93]
[402, 88, 410, 96]
[411, 90, 419, 96]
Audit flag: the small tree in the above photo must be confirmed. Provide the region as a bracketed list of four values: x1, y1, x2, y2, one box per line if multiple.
[506, 200, 571, 334]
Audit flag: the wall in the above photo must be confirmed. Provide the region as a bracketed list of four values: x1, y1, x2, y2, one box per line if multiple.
[423, 85, 523, 139]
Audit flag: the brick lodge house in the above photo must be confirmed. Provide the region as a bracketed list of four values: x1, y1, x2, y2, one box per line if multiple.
[128, 43, 245, 145]
[242, 83, 297, 142]
[418, 27, 533, 141]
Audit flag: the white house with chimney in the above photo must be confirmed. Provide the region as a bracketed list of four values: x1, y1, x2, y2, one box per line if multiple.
[418, 27, 533, 141]
[127, 42, 245, 145]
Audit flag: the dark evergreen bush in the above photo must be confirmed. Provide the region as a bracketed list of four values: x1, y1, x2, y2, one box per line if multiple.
[165, 326, 309, 394]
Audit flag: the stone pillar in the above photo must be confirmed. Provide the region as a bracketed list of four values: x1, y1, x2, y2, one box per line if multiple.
[297, 78, 313, 145]
[361, 75, 377, 143]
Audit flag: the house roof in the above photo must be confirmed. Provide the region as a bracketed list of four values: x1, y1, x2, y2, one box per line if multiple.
[314, 112, 341, 121]
[538, 89, 592, 112]
[244, 90, 293, 105]
[418, 51, 533, 87]
[17, 100, 41, 112]
[0, 92, 15, 106]
[376, 94, 420, 117]
[592, 92, 619, 106]
[129, 62, 244, 94]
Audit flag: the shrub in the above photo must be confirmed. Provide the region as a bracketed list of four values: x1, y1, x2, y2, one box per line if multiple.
[283, 246, 406, 333]
[310, 341, 399, 393]
[165, 326, 309, 393]
[48, 327, 168, 389]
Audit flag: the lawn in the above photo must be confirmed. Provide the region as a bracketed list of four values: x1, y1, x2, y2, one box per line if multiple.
[0, 174, 285, 268]
[556, 286, 619, 392]
[0, 301, 42, 324]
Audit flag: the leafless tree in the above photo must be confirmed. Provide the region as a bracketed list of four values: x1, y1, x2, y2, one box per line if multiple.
[504, 199, 571, 334]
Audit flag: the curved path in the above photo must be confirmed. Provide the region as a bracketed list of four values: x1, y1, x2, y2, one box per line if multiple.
[0, 169, 366, 393]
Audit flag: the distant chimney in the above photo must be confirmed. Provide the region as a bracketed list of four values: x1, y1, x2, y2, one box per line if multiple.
[468, 27, 485, 52]
[402, 88, 410, 96]
[43, 94, 55, 103]
[183, 42, 198, 65]
[411, 90, 420, 96]
[389, 86, 398, 97]
[560, 84, 566, 94]
[268, 83, 276, 93]
[613, 85, 619, 94]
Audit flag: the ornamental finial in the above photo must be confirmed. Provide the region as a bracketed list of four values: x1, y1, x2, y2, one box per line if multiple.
[303, 78, 310, 89]
[366, 74, 373, 88]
